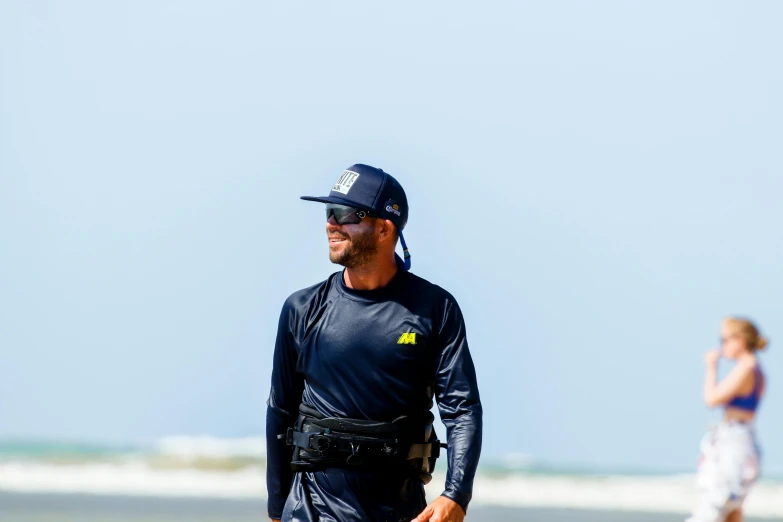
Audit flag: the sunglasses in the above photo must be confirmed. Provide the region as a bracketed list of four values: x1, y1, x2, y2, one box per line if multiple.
[325, 203, 377, 225]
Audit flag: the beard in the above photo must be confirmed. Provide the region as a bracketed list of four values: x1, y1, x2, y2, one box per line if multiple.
[329, 226, 378, 269]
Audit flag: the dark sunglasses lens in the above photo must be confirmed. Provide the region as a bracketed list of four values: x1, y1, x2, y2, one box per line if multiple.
[326, 204, 362, 225]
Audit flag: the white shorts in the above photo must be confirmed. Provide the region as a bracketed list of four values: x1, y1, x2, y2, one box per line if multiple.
[686, 421, 761, 522]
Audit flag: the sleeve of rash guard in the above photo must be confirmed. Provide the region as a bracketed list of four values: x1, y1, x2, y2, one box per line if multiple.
[266, 299, 304, 519]
[434, 294, 483, 512]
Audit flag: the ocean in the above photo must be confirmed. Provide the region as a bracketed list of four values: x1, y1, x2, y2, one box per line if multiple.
[1, 437, 782, 521]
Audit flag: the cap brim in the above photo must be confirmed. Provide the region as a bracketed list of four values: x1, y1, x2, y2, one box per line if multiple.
[300, 195, 374, 212]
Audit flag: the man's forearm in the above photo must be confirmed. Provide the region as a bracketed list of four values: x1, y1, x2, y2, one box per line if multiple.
[266, 406, 294, 518]
[441, 409, 483, 512]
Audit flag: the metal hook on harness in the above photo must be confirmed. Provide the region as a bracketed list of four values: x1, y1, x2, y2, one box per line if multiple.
[346, 442, 361, 465]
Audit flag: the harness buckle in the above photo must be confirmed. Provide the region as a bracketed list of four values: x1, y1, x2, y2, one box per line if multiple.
[310, 435, 331, 453]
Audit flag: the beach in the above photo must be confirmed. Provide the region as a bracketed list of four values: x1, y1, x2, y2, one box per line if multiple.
[3, 492, 782, 522]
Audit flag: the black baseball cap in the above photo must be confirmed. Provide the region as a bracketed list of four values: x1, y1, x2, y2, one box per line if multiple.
[301, 164, 412, 270]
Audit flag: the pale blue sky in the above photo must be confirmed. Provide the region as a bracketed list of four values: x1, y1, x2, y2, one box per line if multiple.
[1, 1, 781, 473]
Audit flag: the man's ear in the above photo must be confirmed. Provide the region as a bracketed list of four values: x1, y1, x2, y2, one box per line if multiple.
[378, 219, 396, 242]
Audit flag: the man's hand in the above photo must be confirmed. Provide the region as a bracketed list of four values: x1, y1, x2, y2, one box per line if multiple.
[412, 495, 465, 522]
[271, 519, 280, 522]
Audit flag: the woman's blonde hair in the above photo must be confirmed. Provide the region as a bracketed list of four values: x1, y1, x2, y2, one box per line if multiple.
[723, 317, 769, 351]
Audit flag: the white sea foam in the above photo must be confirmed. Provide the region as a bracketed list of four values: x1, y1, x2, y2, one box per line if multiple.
[0, 461, 265, 498]
[464, 473, 783, 518]
[2, 462, 783, 517]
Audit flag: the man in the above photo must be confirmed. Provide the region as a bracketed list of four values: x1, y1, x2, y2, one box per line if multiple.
[266, 164, 482, 522]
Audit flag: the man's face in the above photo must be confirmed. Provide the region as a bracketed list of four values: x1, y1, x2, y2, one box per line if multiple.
[326, 214, 378, 268]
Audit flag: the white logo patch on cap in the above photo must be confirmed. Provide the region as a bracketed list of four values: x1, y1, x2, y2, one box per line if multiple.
[332, 170, 360, 195]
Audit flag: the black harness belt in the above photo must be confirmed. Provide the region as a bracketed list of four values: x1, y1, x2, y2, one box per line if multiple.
[279, 404, 444, 482]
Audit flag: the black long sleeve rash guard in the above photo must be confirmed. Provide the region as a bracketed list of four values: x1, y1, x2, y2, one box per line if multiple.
[266, 269, 483, 519]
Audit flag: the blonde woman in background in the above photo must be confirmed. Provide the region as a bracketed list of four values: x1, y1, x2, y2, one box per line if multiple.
[686, 317, 768, 522]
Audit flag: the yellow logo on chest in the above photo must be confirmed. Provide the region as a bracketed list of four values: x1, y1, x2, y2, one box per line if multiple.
[397, 332, 417, 345]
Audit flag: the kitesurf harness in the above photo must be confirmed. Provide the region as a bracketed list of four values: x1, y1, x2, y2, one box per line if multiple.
[279, 404, 445, 483]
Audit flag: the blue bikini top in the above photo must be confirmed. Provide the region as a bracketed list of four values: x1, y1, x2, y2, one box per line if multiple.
[727, 366, 764, 412]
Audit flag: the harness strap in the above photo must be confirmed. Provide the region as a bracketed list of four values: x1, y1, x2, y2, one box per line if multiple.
[285, 427, 441, 459]
[282, 404, 443, 481]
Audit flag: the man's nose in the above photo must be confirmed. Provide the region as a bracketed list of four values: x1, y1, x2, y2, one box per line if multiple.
[326, 215, 341, 228]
